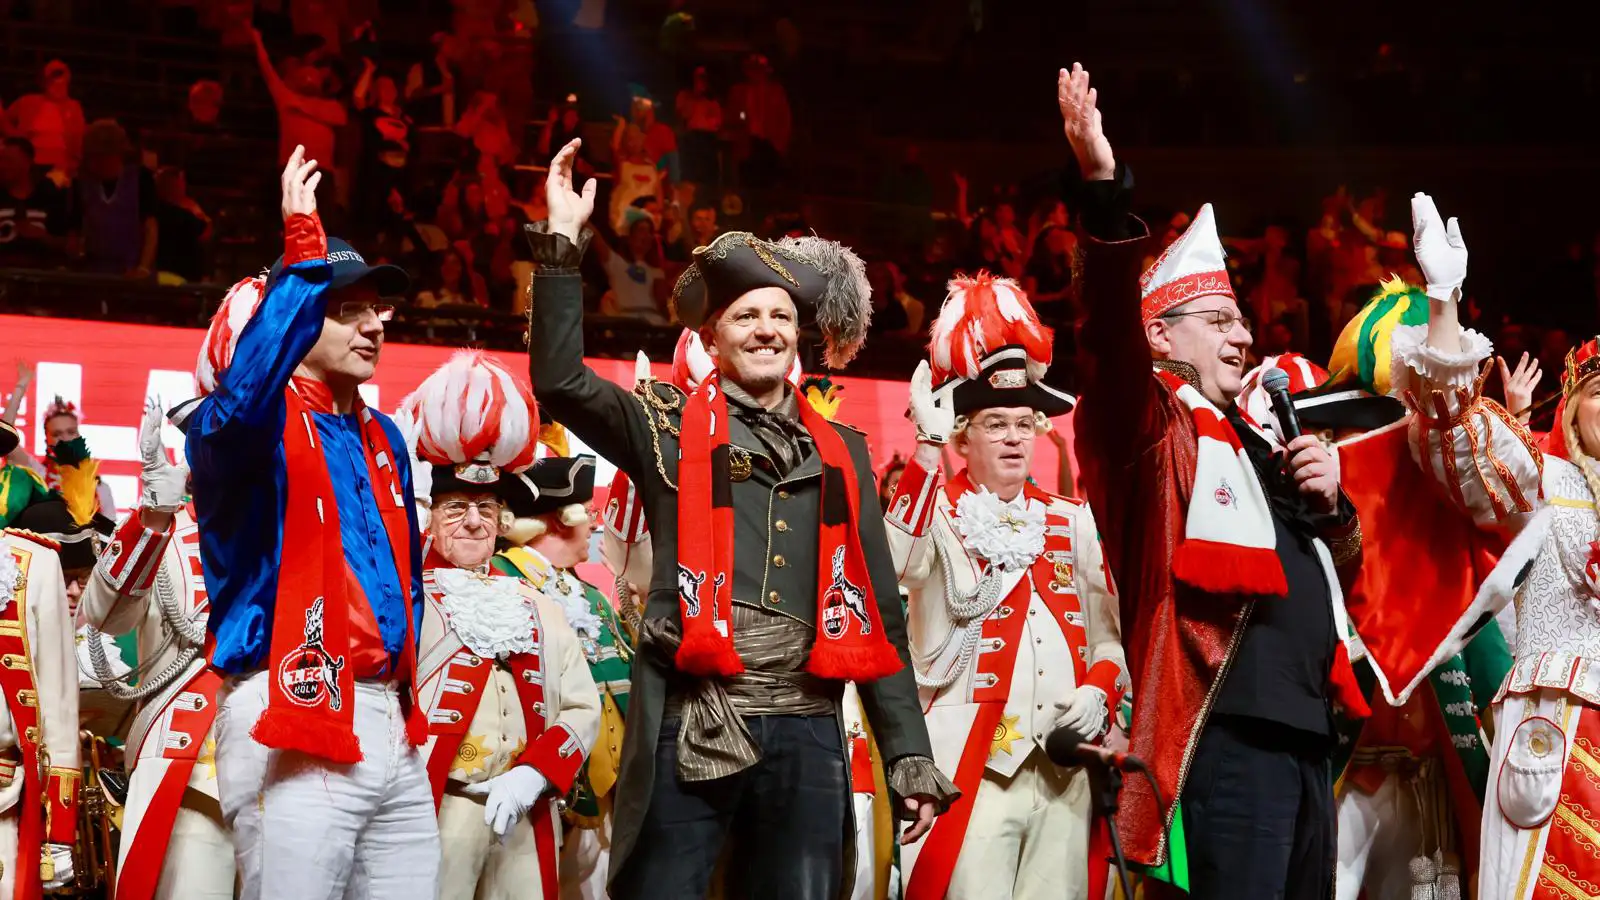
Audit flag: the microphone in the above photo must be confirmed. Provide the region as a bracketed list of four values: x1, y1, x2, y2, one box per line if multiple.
[1261, 367, 1302, 443]
[1044, 725, 1145, 771]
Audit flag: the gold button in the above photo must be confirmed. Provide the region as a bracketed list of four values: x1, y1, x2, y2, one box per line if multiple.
[462, 684, 474, 694]
[449, 710, 462, 723]
[1036, 704, 1043, 710]
[773, 554, 786, 568]
[768, 591, 781, 605]
[778, 490, 790, 500]
[775, 520, 789, 532]
[1037, 669, 1044, 676]
[1035, 637, 1042, 645]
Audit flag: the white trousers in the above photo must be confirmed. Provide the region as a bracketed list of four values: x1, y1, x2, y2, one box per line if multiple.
[1335, 772, 1424, 900]
[559, 812, 611, 900]
[904, 752, 1091, 900]
[850, 792, 876, 900]
[438, 791, 555, 900]
[117, 754, 235, 900]
[216, 673, 440, 900]
[1, 810, 18, 899]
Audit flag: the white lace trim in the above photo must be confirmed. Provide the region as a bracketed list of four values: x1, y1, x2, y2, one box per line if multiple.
[544, 566, 602, 642]
[434, 568, 539, 659]
[0, 552, 17, 615]
[953, 488, 1046, 573]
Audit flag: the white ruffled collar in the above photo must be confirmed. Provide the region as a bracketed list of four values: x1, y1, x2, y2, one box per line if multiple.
[0, 550, 17, 615]
[520, 548, 603, 642]
[434, 567, 539, 659]
[953, 487, 1047, 572]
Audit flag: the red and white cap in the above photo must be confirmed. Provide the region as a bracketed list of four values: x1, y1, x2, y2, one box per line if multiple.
[1237, 352, 1329, 432]
[195, 274, 269, 395]
[1139, 203, 1235, 322]
[400, 351, 539, 494]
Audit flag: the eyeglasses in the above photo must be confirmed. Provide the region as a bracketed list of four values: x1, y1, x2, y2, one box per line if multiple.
[433, 499, 502, 523]
[972, 416, 1039, 442]
[1160, 308, 1251, 334]
[331, 300, 397, 323]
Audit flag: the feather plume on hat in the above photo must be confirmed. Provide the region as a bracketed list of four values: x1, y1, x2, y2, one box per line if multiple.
[670, 231, 872, 370]
[401, 350, 539, 474]
[196, 274, 268, 395]
[928, 272, 1054, 385]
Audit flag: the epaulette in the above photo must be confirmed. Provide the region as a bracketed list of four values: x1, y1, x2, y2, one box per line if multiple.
[3, 528, 60, 551]
[634, 378, 687, 406]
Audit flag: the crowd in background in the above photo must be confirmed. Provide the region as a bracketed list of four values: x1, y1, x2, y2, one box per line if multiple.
[2, 0, 1599, 425]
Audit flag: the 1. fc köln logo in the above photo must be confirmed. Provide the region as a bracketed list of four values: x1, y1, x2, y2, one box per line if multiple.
[277, 597, 346, 711]
[821, 547, 871, 639]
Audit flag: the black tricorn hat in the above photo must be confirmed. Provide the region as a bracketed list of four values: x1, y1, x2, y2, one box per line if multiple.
[507, 455, 596, 519]
[947, 346, 1077, 418]
[1291, 382, 1407, 433]
[670, 231, 872, 369]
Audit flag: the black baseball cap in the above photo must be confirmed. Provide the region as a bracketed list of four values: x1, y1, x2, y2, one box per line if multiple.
[267, 237, 410, 297]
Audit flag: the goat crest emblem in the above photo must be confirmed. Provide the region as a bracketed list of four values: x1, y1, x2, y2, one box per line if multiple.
[821, 547, 871, 639]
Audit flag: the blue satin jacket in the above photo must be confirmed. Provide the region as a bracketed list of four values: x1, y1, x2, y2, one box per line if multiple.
[188, 248, 422, 675]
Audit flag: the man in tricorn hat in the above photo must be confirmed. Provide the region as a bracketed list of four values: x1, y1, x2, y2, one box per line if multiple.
[527, 138, 954, 900]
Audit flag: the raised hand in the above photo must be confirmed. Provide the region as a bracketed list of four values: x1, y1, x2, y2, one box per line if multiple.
[280, 145, 322, 222]
[546, 138, 597, 244]
[139, 397, 189, 514]
[1057, 62, 1115, 181]
[909, 360, 955, 446]
[1410, 192, 1466, 303]
[1497, 352, 1543, 424]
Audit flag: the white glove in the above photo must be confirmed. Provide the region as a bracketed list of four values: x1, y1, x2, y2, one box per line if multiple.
[43, 842, 74, 889]
[1052, 685, 1108, 744]
[462, 764, 548, 839]
[138, 398, 189, 513]
[684, 331, 715, 388]
[1410, 192, 1467, 303]
[909, 361, 955, 446]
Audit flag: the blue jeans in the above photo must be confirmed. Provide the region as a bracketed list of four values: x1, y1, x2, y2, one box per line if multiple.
[611, 714, 849, 900]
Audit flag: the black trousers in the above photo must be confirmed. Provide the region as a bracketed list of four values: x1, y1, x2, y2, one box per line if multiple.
[612, 714, 849, 900]
[1181, 716, 1334, 900]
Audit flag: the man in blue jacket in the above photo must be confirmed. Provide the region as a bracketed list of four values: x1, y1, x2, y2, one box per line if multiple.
[182, 145, 436, 900]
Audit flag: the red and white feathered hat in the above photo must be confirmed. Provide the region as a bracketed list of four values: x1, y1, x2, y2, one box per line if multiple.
[1237, 353, 1329, 434]
[668, 328, 801, 392]
[399, 350, 541, 504]
[1140, 203, 1236, 322]
[927, 271, 1075, 417]
[195, 274, 269, 395]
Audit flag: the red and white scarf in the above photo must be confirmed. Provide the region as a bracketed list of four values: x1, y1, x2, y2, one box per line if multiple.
[1155, 368, 1288, 596]
[675, 373, 902, 682]
[246, 380, 428, 763]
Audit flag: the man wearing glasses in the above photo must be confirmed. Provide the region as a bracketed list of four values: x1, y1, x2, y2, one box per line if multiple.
[186, 146, 438, 900]
[1059, 66, 1366, 900]
[885, 273, 1127, 900]
[405, 351, 599, 900]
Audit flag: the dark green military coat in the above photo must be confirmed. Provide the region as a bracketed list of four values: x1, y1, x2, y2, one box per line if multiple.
[528, 251, 934, 893]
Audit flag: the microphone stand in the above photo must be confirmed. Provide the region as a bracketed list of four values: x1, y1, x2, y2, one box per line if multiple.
[1086, 761, 1135, 900]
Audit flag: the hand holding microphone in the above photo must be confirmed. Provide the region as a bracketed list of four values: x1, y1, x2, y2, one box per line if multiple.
[1262, 367, 1338, 514]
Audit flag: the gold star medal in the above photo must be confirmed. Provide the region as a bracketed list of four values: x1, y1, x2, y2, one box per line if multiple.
[991, 713, 1025, 759]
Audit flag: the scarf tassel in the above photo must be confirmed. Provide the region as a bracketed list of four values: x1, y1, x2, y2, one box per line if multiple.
[252, 709, 364, 764]
[676, 631, 746, 678]
[1329, 642, 1372, 719]
[808, 641, 903, 683]
[1172, 539, 1287, 596]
